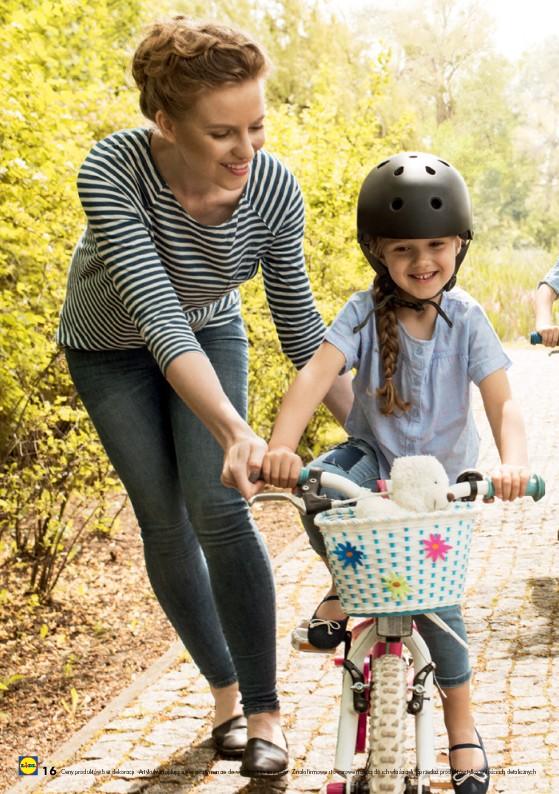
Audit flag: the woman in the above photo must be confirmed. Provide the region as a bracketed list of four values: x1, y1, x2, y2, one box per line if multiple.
[57, 17, 352, 778]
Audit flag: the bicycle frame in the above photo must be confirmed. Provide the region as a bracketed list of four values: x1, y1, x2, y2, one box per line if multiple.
[332, 619, 435, 793]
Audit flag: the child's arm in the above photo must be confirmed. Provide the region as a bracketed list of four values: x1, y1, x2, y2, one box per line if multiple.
[262, 342, 347, 489]
[322, 371, 354, 426]
[535, 282, 559, 347]
[479, 368, 530, 501]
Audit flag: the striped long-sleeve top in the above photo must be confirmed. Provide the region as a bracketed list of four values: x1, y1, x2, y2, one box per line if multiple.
[57, 128, 326, 373]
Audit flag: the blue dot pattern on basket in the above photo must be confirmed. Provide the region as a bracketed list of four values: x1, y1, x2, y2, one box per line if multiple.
[316, 502, 478, 617]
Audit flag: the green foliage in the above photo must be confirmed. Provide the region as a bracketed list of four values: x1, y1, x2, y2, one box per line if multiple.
[0, 0, 143, 598]
[1, 0, 557, 605]
[0, 673, 26, 699]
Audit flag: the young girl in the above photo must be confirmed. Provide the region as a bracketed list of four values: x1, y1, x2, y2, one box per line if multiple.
[260, 152, 530, 793]
[535, 260, 559, 347]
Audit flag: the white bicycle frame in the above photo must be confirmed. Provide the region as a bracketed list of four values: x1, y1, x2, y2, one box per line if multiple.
[334, 621, 434, 793]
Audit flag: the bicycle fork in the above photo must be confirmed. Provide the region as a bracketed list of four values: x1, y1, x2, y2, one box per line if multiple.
[332, 618, 436, 793]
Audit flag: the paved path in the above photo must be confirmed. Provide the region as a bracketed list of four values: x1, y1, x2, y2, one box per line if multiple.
[9, 347, 559, 794]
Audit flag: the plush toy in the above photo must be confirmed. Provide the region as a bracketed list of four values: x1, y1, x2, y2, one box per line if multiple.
[355, 455, 450, 518]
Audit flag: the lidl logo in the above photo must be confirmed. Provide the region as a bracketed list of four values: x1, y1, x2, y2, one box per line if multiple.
[18, 756, 39, 776]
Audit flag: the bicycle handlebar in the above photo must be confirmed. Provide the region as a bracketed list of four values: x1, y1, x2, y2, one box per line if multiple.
[250, 468, 545, 514]
[530, 331, 542, 345]
[298, 468, 545, 502]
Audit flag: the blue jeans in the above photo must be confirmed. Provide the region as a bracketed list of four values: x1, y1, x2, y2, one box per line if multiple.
[303, 439, 471, 688]
[65, 316, 278, 713]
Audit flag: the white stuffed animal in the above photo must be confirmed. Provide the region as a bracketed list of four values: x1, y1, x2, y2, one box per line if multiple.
[390, 455, 450, 512]
[355, 455, 450, 518]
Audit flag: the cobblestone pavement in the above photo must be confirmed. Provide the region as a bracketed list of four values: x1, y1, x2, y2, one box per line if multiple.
[9, 347, 559, 794]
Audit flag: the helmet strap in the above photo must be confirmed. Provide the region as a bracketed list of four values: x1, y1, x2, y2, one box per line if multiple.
[391, 293, 453, 328]
[352, 289, 453, 333]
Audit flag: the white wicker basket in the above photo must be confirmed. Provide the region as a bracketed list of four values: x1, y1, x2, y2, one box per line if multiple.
[315, 501, 480, 617]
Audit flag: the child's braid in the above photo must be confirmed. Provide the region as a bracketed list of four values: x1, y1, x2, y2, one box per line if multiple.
[373, 273, 410, 416]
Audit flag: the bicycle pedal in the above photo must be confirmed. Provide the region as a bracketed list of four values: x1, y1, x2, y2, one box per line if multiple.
[290, 625, 336, 654]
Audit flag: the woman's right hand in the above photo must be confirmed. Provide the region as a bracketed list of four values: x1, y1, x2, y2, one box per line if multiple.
[261, 446, 303, 490]
[221, 432, 268, 501]
[535, 323, 559, 347]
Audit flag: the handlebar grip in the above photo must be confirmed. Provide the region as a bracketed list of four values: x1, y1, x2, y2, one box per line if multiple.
[484, 474, 545, 501]
[298, 467, 311, 485]
[530, 331, 543, 345]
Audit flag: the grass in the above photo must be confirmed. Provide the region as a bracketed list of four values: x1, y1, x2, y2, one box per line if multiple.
[461, 246, 551, 341]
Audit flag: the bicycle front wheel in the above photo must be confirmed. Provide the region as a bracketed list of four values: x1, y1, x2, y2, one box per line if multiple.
[366, 653, 408, 794]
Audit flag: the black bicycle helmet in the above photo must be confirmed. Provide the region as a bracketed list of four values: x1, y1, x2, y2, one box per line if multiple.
[357, 151, 473, 286]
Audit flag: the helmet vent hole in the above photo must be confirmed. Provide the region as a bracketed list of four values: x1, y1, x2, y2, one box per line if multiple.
[425, 166, 436, 175]
[431, 197, 443, 210]
[391, 198, 404, 211]
[438, 159, 450, 167]
[409, 155, 418, 158]
[377, 160, 389, 168]
[394, 166, 404, 176]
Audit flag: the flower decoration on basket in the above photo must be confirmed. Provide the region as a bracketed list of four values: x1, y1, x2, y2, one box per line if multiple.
[422, 533, 453, 562]
[382, 571, 412, 601]
[333, 541, 365, 570]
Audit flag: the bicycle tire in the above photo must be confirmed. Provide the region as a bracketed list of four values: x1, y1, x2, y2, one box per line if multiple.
[366, 653, 408, 794]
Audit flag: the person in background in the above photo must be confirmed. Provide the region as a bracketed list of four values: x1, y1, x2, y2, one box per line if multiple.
[535, 260, 559, 347]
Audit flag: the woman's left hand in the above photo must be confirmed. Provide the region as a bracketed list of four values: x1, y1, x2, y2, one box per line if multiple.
[490, 464, 530, 501]
[221, 432, 268, 501]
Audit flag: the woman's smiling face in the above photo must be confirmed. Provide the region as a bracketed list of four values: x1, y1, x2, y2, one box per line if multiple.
[156, 78, 266, 193]
[381, 236, 462, 299]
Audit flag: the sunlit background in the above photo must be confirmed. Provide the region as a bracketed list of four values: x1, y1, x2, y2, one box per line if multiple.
[331, 0, 559, 58]
[1, 0, 559, 596]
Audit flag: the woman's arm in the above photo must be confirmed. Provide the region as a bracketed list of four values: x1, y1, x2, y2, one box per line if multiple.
[535, 282, 559, 347]
[166, 352, 267, 500]
[479, 368, 529, 500]
[261, 342, 347, 488]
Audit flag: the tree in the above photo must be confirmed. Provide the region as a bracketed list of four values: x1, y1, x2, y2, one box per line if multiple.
[514, 37, 559, 250]
[354, 0, 494, 126]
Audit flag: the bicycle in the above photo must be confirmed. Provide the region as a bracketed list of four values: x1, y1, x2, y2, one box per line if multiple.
[251, 463, 545, 794]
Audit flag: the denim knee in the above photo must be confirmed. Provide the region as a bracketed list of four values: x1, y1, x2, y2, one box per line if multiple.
[414, 606, 471, 688]
[301, 440, 381, 561]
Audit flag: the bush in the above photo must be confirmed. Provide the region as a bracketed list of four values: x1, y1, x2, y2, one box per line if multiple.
[0, 0, 143, 598]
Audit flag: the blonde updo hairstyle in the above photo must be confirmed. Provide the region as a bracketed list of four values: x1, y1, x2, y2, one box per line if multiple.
[132, 16, 270, 121]
[369, 237, 411, 417]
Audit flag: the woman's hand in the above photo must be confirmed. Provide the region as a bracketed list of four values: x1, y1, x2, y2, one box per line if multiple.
[490, 464, 530, 501]
[535, 323, 559, 347]
[261, 446, 303, 489]
[221, 432, 268, 501]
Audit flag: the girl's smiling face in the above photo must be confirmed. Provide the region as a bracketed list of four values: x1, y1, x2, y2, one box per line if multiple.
[381, 236, 462, 300]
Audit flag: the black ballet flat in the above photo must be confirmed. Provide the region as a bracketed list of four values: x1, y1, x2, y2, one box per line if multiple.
[449, 729, 490, 793]
[307, 594, 349, 649]
[239, 734, 289, 778]
[211, 715, 247, 758]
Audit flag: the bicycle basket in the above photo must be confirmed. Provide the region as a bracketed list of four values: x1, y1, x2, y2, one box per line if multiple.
[316, 501, 481, 617]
